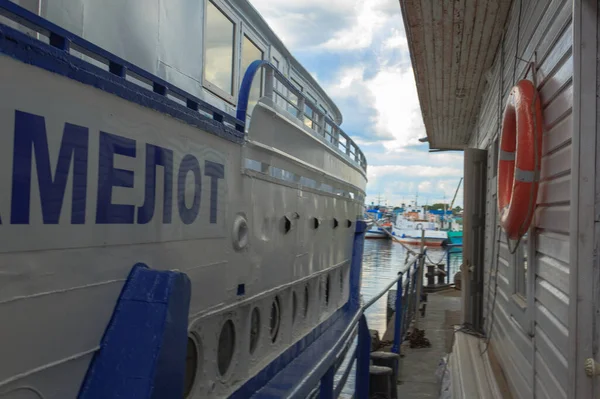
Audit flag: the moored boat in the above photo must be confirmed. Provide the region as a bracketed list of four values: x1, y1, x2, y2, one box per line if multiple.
[365, 208, 393, 239]
[392, 207, 447, 246]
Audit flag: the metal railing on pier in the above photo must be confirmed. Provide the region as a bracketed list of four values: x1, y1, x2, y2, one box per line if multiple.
[298, 247, 428, 398]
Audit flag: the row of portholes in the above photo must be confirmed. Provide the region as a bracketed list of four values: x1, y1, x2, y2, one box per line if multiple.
[183, 267, 347, 398]
[285, 215, 353, 234]
[234, 214, 353, 250]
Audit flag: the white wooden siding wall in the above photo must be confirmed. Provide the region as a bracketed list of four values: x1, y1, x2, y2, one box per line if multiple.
[469, 0, 573, 398]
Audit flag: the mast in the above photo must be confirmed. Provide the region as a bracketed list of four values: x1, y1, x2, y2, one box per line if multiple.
[449, 178, 463, 210]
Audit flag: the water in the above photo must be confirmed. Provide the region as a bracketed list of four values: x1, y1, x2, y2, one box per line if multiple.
[336, 239, 462, 396]
[361, 239, 463, 338]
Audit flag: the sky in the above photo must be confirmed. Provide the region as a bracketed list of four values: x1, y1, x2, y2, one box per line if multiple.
[248, 0, 464, 208]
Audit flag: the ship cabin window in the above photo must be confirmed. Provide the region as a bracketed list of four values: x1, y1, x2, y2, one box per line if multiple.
[304, 103, 316, 130]
[303, 93, 318, 130]
[338, 135, 348, 153]
[241, 34, 264, 115]
[319, 104, 328, 117]
[324, 122, 333, 141]
[291, 77, 303, 93]
[204, 1, 237, 101]
[271, 57, 289, 108]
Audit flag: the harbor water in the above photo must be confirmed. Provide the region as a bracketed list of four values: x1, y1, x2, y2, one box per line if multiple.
[361, 239, 463, 338]
[336, 238, 462, 396]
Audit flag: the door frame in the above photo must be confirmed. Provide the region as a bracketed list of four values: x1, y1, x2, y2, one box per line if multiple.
[570, 0, 597, 397]
[463, 148, 488, 331]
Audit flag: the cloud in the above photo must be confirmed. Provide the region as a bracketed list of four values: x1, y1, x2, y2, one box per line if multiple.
[248, 0, 358, 50]
[318, 0, 391, 51]
[383, 29, 409, 50]
[248, 0, 465, 206]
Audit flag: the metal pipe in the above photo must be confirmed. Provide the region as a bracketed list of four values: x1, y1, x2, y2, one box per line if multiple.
[355, 315, 371, 399]
[447, 249, 451, 284]
[391, 274, 403, 354]
[414, 232, 426, 330]
[319, 365, 334, 399]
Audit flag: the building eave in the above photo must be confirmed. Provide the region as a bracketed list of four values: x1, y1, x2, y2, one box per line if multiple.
[399, 0, 512, 149]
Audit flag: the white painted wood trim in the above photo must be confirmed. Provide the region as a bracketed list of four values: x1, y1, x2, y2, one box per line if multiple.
[569, 0, 597, 397]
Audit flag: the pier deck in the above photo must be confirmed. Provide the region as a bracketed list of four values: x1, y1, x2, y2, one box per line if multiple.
[395, 289, 461, 398]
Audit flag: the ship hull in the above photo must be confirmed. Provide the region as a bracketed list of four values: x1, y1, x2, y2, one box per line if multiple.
[392, 228, 448, 247]
[0, 17, 367, 399]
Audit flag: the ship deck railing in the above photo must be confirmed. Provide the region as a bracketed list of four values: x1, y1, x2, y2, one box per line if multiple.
[237, 59, 367, 171]
[0, 0, 367, 176]
[0, 0, 367, 182]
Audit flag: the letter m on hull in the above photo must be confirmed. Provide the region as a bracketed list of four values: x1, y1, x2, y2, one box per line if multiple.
[11, 110, 89, 224]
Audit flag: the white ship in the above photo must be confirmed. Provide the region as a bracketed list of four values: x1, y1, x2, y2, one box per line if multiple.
[0, 1, 368, 398]
[392, 208, 448, 247]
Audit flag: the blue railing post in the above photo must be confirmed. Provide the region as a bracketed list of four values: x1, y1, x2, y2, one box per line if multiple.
[447, 249, 451, 284]
[402, 266, 410, 339]
[356, 315, 371, 399]
[391, 273, 403, 354]
[319, 365, 335, 399]
[411, 261, 418, 319]
[350, 220, 368, 311]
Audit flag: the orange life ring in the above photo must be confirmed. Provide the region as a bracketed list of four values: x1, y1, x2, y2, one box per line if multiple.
[497, 79, 543, 240]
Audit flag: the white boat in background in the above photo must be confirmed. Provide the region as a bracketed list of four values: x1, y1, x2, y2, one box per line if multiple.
[392, 208, 447, 247]
[365, 223, 393, 239]
[365, 209, 393, 239]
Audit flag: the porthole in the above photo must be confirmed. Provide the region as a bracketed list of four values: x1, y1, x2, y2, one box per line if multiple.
[284, 216, 292, 234]
[270, 296, 281, 343]
[292, 291, 298, 324]
[218, 320, 235, 376]
[303, 285, 310, 318]
[232, 215, 249, 251]
[312, 217, 321, 229]
[249, 307, 260, 354]
[325, 274, 330, 306]
[184, 335, 201, 398]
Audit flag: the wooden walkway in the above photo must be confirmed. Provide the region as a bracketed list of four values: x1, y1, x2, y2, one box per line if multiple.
[395, 290, 461, 398]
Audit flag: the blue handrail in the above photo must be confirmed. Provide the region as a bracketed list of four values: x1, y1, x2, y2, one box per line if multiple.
[237, 59, 368, 171]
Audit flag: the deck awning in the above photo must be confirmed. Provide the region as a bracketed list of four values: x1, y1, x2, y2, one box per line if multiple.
[399, 0, 512, 150]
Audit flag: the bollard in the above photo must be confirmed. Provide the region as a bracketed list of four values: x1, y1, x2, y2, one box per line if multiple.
[371, 352, 400, 399]
[426, 264, 436, 286]
[437, 263, 446, 285]
[369, 365, 393, 399]
[370, 329, 381, 352]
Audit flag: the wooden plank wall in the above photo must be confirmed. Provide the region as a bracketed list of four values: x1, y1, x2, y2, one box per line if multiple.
[468, 0, 573, 398]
